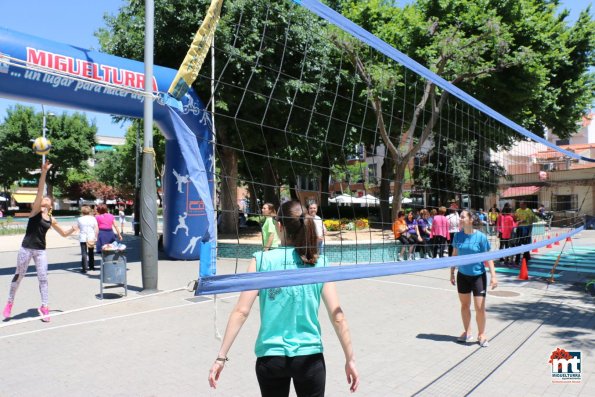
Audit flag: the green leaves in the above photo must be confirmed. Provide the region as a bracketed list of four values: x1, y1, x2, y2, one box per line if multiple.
[0, 105, 97, 193]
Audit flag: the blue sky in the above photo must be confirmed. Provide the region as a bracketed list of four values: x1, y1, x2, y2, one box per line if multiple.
[0, 0, 593, 137]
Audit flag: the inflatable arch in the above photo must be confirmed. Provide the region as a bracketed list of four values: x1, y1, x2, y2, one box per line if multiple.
[0, 27, 215, 264]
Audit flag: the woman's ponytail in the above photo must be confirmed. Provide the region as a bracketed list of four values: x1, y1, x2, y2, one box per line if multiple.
[277, 201, 319, 265]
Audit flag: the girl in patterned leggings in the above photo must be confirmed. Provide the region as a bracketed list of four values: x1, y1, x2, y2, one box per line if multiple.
[3, 161, 76, 322]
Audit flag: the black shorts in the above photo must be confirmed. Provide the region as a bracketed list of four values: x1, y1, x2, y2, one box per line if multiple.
[456, 272, 487, 297]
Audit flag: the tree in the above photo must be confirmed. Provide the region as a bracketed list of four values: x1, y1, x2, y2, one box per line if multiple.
[97, 0, 358, 232]
[333, 0, 595, 222]
[80, 180, 119, 201]
[0, 105, 97, 197]
[93, 120, 165, 197]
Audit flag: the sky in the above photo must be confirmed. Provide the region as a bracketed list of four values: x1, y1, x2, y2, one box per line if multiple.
[0, 0, 593, 137]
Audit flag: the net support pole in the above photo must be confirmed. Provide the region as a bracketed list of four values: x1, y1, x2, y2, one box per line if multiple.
[140, 0, 158, 291]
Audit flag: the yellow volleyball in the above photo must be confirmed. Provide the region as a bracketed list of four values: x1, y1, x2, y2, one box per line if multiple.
[32, 137, 52, 155]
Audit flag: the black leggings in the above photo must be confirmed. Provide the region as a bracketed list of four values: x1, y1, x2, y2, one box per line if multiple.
[255, 353, 326, 397]
[79, 242, 95, 271]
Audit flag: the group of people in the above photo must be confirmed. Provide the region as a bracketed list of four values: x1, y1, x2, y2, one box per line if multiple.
[2, 166, 508, 395]
[391, 201, 540, 266]
[76, 203, 124, 273]
[392, 206, 459, 261]
[487, 201, 539, 265]
[2, 161, 124, 323]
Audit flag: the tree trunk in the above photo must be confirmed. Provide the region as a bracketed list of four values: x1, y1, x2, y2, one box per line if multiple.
[263, 163, 279, 207]
[320, 154, 330, 206]
[379, 156, 392, 228]
[219, 145, 238, 235]
[391, 160, 408, 220]
[248, 183, 259, 215]
[287, 174, 299, 200]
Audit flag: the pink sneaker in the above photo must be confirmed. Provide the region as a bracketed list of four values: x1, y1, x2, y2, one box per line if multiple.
[3, 302, 13, 319]
[38, 306, 50, 322]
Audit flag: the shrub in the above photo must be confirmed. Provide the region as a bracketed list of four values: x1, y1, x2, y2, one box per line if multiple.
[324, 219, 342, 231]
[324, 218, 369, 231]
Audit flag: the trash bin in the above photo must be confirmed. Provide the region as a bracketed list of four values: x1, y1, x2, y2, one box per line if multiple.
[531, 221, 546, 239]
[100, 249, 127, 299]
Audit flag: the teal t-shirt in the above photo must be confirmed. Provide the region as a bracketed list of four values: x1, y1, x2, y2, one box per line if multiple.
[453, 230, 490, 276]
[253, 247, 327, 358]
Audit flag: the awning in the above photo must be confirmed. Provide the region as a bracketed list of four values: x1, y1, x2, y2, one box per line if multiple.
[500, 186, 541, 198]
[13, 193, 36, 203]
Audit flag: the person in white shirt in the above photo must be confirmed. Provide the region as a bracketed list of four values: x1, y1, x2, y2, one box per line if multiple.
[308, 202, 326, 251]
[77, 206, 99, 273]
[446, 207, 460, 257]
[118, 206, 126, 234]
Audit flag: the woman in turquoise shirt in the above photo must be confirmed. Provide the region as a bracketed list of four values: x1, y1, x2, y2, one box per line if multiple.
[450, 209, 498, 347]
[209, 200, 359, 396]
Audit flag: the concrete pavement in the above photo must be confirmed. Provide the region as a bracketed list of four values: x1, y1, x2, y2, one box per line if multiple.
[0, 227, 593, 396]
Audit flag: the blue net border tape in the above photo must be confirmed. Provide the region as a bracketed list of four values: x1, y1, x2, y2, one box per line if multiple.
[291, 0, 594, 163]
[196, 227, 584, 295]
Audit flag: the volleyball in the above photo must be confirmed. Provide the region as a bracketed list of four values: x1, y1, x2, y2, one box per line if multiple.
[32, 137, 52, 155]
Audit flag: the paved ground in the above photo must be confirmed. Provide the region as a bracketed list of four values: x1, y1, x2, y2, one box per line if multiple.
[0, 224, 593, 396]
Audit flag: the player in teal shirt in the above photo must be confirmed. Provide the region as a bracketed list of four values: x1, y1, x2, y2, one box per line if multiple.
[450, 209, 498, 348]
[209, 200, 359, 396]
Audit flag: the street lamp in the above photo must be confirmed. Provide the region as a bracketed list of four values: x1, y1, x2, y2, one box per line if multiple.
[40, 105, 55, 197]
[40, 104, 55, 164]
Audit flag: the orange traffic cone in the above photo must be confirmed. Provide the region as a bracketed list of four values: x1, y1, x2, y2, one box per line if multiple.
[554, 233, 560, 245]
[546, 234, 553, 248]
[532, 239, 538, 253]
[566, 235, 572, 242]
[518, 258, 529, 280]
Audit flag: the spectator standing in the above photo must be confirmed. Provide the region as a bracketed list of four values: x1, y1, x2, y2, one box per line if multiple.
[477, 209, 488, 233]
[446, 207, 460, 256]
[261, 203, 280, 251]
[95, 204, 122, 253]
[118, 206, 126, 234]
[514, 201, 536, 265]
[308, 202, 326, 251]
[431, 206, 449, 258]
[487, 204, 499, 235]
[497, 206, 517, 264]
[77, 205, 99, 273]
[417, 209, 432, 258]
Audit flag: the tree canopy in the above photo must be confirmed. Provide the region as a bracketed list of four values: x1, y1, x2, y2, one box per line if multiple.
[96, 0, 594, 228]
[332, 0, 594, 219]
[0, 105, 97, 196]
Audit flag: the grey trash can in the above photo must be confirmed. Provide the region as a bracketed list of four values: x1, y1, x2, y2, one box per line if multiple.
[100, 250, 128, 299]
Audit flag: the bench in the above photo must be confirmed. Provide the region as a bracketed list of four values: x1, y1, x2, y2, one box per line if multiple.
[494, 267, 561, 278]
[527, 263, 595, 274]
[531, 258, 595, 266]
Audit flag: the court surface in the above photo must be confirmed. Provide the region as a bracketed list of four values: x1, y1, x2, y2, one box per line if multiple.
[1, 230, 593, 396]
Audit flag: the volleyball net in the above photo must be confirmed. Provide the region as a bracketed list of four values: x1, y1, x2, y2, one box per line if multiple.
[190, 0, 594, 294]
